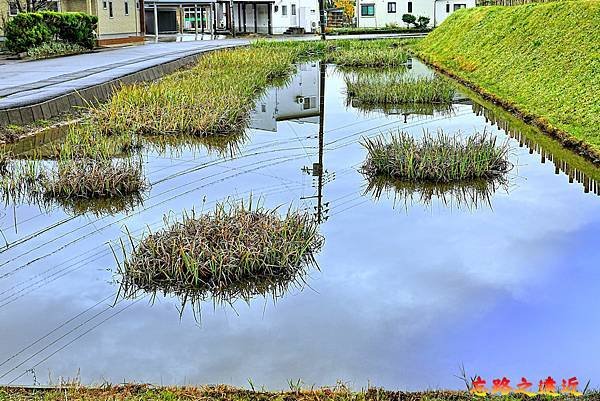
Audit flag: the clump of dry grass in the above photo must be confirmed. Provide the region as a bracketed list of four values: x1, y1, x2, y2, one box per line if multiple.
[362, 130, 511, 183]
[116, 199, 323, 308]
[42, 157, 147, 200]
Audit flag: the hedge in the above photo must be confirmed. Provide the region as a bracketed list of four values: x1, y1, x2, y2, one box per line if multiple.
[4, 11, 98, 54]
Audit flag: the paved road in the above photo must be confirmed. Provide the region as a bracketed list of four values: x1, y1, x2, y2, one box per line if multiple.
[0, 32, 426, 112]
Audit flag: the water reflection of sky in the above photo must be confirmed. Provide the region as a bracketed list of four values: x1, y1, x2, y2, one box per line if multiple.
[0, 61, 599, 390]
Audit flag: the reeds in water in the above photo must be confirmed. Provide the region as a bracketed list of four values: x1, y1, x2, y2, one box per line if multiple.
[93, 47, 297, 137]
[116, 199, 323, 310]
[0, 124, 148, 208]
[346, 74, 455, 105]
[361, 130, 511, 182]
[365, 175, 507, 210]
[42, 157, 148, 200]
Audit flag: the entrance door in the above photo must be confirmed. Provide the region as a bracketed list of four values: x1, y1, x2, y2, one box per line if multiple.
[299, 6, 306, 30]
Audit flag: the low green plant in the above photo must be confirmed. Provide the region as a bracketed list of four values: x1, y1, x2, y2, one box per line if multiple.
[346, 74, 455, 105]
[26, 41, 88, 59]
[361, 130, 511, 182]
[116, 198, 323, 309]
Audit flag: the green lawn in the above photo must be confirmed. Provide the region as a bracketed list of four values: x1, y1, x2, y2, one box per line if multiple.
[411, 0, 600, 159]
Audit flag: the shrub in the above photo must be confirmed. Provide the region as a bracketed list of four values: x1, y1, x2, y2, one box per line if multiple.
[26, 41, 88, 59]
[416, 16, 430, 28]
[402, 13, 416, 27]
[4, 12, 52, 53]
[4, 11, 97, 54]
[43, 11, 97, 49]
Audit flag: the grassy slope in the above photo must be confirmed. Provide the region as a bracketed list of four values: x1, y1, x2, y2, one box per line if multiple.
[412, 1, 600, 157]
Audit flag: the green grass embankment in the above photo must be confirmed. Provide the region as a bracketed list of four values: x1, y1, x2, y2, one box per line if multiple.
[411, 1, 600, 162]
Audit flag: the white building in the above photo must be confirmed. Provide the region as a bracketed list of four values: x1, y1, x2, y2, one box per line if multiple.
[356, 0, 475, 28]
[271, 0, 319, 34]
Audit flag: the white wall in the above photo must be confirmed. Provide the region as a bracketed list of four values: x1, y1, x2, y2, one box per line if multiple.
[272, 0, 319, 34]
[356, 0, 474, 28]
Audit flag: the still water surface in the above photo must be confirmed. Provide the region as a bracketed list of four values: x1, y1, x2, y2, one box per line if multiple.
[0, 60, 599, 389]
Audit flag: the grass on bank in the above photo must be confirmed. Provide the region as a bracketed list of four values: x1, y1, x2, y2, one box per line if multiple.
[0, 385, 595, 401]
[116, 199, 323, 307]
[346, 74, 455, 106]
[361, 130, 511, 183]
[411, 0, 600, 157]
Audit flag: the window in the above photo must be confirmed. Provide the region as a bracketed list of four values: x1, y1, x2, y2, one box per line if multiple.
[291, 4, 296, 15]
[445, 3, 450, 12]
[103, 0, 107, 8]
[274, 5, 278, 11]
[387, 2, 396, 12]
[360, 4, 374, 16]
[407, 1, 412, 12]
[281, 5, 287, 15]
[136, 0, 139, 8]
[453, 3, 466, 10]
[109, 1, 114, 17]
[8, 1, 19, 16]
[124, 1, 129, 15]
[303, 97, 316, 110]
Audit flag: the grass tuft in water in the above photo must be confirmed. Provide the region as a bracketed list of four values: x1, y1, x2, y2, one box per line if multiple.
[116, 198, 323, 309]
[41, 157, 148, 200]
[346, 74, 455, 105]
[362, 130, 512, 183]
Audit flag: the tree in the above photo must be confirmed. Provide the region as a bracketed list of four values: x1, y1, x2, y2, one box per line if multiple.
[401, 13, 415, 28]
[334, 0, 355, 20]
[416, 15, 430, 28]
[5, 0, 57, 13]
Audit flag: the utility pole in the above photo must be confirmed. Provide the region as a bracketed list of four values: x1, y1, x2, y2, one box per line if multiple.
[229, 0, 236, 36]
[318, 0, 326, 39]
[301, 62, 331, 223]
